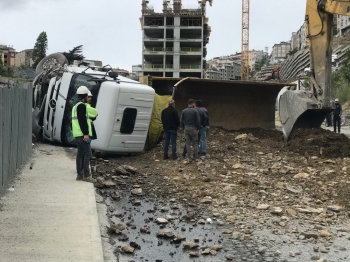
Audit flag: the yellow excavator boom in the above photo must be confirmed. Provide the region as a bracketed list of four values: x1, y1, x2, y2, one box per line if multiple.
[280, 0, 350, 139]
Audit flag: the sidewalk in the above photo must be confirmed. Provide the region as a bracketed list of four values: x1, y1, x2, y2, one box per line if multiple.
[0, 144, 104, 262]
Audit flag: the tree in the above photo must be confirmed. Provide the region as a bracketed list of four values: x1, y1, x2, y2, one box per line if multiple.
[63, 45, 85, 64]
[254, 56, 267, 71]
[32, 32, 48, 69]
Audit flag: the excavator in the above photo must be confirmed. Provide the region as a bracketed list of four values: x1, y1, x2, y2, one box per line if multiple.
[279, 0, 350, 139]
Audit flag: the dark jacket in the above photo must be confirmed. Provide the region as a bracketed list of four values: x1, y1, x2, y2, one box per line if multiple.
[77, 103, 89, 136]
[161, 106, 180, 131]
[199, 107, 209, 126]
[197, 108, 207, 127]
[333, 103, 342, 116]
[180, 107, 200, 130]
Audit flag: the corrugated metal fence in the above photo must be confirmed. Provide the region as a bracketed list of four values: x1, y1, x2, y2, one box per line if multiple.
[0, 82, 32, 187]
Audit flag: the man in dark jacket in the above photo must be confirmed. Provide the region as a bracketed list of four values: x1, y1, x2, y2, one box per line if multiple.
[196, 100, 210, 156]
[161, 99, 180, 160]
[333, 98, 342, 133]
[180, 99, 200, 162]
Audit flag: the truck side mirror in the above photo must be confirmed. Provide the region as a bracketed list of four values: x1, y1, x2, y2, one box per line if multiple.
[108, 72, 118, 80]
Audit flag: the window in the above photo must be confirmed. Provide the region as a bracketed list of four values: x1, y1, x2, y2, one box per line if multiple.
[61, 73, 102, 144]
[120, 108, 137, 134]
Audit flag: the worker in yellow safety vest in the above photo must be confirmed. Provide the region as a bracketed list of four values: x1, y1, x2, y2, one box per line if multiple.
[86, 90, 98, 160]
[72, 86, 96, 183]
[86, 91, 98, 138]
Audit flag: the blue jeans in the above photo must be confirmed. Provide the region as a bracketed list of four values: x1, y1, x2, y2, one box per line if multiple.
[164, 130, 177, 158]
[199, 126, 210, 154]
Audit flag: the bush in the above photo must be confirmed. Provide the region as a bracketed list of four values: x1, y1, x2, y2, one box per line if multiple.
[331, 68, 350, 102]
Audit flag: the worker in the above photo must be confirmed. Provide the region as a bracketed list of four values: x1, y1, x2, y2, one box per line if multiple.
[78, 91, 98, 172]
[72, 86, 96, 182]
[182, 100, 204, 158]
[196, 100, 209, 156]
[86, 91, 98, 159]
[333, 98, 342, 133]
[161, 99, 180, 160]
[180, 99, 200, 162]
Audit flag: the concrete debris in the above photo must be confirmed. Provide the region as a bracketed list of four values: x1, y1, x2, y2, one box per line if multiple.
[93, 127, 350, 261]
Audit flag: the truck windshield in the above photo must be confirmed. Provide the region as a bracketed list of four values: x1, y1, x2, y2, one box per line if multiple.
[62, 73, 101, 144]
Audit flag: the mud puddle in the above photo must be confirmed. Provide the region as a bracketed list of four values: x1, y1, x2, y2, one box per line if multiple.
[97, 185, 280, 262]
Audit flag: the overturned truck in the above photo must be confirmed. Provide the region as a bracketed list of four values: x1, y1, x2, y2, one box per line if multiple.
[32, 53, 289, 153]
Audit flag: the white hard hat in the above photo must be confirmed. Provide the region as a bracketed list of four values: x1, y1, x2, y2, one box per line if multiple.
[335, 98, 339, 102]
[76, 86, 89, 95]
[88, 91, 93, 97]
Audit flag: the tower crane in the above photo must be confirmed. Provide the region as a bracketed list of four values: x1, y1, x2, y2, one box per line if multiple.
[241, 0, 250, 80]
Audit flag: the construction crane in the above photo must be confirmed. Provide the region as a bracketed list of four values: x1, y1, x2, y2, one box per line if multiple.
[241, 0, 250, 80]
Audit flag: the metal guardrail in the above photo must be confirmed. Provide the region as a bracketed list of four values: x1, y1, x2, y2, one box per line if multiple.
[144, 64, 163, 69]
[144, 47, 174, 52]
[181, 64, 201, 69]
[144, 47, 164, 52]
[180, 47, 201, 52]
[0, 81, 32, 187]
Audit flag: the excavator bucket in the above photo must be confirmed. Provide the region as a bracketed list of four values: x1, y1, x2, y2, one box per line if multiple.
[279, 90, 331, 140]
[142, 77, 289, 131]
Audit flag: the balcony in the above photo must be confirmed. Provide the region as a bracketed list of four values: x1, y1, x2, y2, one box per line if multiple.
[180, 64, 201, 70]
[144, 47, 164, 52]
[180, 47, 201, 53]
[143, 64, 163, 70]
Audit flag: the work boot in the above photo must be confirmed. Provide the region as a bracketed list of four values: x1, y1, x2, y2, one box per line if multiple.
[76, 174, 83, 181]
[163, 156, 170, 160]
[83, 176, 96, 183]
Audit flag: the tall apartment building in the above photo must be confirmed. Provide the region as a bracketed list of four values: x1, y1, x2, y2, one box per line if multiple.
[271, 41, 291, 63]
[337, 15, 350, 35]
[0, 45, 16, 67]
[205, 62, 241, 81]
[140, 0, 212, 78]
[15, 49, 34, 67]
[249, 50, 265, 69]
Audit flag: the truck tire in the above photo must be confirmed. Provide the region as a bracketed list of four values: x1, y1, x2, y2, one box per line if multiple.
[35, 53, 68, 75]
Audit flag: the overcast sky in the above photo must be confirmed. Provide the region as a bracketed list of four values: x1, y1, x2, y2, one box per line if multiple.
[0, 0, 305, 70]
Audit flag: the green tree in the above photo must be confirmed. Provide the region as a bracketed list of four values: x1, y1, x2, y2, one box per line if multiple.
[63, 45, 85, 64]
[32, 31, 48, 69]
[254, 56, 267, 71]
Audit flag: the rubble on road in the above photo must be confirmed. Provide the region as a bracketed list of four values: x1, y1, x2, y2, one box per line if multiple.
[93, 127, 350, 261]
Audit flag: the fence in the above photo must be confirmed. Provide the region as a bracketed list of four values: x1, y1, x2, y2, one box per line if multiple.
[0, 80, 32, 187]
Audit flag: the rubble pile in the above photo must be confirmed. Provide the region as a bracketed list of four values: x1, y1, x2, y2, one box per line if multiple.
[92, 127, 350, 261]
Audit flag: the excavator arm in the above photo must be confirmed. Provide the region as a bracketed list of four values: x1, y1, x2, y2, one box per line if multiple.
[279, 0, 350, 139]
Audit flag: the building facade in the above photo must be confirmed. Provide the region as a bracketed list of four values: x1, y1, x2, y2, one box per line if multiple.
[337, 15, 350, 35]
[205, 61, 240, 80]
[290, 22, 309, 52]
[132, 64, 143, 78]
[0, 45, 16, 67]
[140, 0, 211, 78]
[249, 50, 265, 69]
[271, 41, 291, 63]
[15, 49, 34, 67]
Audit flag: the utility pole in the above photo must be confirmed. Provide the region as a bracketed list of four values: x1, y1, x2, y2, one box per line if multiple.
[241, 0, 250, 80]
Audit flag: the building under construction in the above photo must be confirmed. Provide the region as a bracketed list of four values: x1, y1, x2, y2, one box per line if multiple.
[140, 0, 212, 78]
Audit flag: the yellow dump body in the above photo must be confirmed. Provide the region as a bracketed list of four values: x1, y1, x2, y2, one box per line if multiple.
[149, 77, 288, 131]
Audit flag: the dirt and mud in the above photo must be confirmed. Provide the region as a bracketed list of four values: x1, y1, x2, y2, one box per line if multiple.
[92, 127, 350, 261]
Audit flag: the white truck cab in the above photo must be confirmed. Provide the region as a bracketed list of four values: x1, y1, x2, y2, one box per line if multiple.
[33, 59, 155, 153]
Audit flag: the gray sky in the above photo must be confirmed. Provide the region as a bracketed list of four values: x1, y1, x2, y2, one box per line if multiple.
[0, 0, 305, 70]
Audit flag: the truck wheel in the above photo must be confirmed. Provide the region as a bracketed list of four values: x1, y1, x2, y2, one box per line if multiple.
[35, 53, 68, 75]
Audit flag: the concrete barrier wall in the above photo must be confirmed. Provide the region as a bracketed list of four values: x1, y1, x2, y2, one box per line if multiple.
[0, 82, 32, 187]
